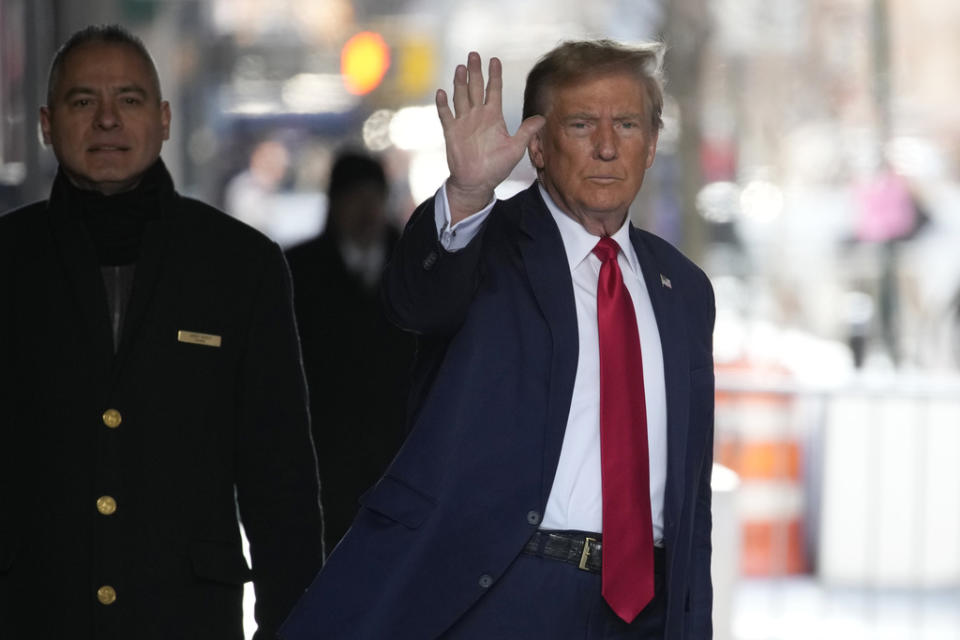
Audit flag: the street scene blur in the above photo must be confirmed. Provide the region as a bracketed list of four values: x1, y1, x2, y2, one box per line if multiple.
[3, 0, 959, 638]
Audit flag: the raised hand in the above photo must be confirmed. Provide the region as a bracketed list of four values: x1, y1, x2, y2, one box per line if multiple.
[436, 52, 545, 224]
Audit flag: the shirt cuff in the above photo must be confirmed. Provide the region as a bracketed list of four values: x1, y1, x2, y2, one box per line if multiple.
[434, 182, 496, 252]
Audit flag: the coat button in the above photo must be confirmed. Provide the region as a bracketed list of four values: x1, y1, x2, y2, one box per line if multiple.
[526, 510, 541, 525]
[102, 409, 122, 429]
[97, 496, 117, 516]
[478, 574, 494, 589]
[97, 585, 117, 605]
[422, 251, 438, 270]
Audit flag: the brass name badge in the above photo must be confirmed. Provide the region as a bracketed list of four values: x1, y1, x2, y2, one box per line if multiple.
[177, 330, 222, 348]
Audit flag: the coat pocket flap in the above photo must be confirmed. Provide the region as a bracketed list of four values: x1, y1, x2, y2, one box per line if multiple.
[359, 475, 436, 529]
[189, 540, 252, 585]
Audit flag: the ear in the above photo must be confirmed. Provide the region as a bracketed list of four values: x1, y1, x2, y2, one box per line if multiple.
[39, 107, 53, 145]
[527, 130, 545, 171]
[160, 101, 171, 141]
[645, 129, 659, 169]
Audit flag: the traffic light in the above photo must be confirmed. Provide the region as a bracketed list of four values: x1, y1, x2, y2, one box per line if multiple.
[341, 31, 390, 95]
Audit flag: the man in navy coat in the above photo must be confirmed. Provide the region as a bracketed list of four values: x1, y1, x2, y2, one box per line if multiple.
[282, 39, 715, 639]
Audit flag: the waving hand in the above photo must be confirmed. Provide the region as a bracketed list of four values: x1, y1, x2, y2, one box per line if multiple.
[436, 52, 545, 224]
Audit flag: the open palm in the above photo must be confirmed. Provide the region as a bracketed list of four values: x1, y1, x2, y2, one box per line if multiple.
[436, 52, 545, 224]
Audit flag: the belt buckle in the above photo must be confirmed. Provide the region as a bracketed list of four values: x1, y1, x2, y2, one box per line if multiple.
[578, 536, 597, 571]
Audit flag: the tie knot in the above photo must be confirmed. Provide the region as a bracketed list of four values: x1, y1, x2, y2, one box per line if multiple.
[592, 237, 620, 263]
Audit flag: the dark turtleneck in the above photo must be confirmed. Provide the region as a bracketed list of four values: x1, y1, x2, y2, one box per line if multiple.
[50, 159, 173, 350]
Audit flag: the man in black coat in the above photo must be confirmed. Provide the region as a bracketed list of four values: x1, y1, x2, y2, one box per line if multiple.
[0, 25, 323, 639]
[286, 151, 415, 553]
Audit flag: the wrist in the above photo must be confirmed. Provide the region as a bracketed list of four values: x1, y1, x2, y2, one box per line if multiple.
[445, 180, 494, 225]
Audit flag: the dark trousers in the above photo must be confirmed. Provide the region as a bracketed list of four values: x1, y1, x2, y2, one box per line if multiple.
[442, 549, 666, 639]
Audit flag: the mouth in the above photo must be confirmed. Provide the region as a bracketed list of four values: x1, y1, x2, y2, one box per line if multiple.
[87, 145, 130, 153]
[586, 176, 622, 185]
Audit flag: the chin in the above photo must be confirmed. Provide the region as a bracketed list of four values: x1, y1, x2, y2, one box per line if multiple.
[84, 167, 140, 184]
[584, 197, 629, 214]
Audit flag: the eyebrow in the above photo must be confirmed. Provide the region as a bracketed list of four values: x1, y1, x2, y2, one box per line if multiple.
[115, 85, 149, 97]
[62, 87, 97, 101]
[562, 111, 647, 121]
[62, 85, 150, 101]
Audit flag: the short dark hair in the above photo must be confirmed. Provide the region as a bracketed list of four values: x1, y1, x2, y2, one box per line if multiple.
[328, 150, 387, 202]
[522, 39, 665, 131]
[46, 24, 161, 105]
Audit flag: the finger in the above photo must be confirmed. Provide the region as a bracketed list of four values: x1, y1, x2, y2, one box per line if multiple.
[436, 89, 454, 129]
[466, 51, 484, 107]
[514, 115, 546, 146]
[451, 64, 469, 117]
[484, 57, 503, 107]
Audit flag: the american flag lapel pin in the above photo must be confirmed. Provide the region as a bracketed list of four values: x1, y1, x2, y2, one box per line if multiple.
[660, 274, 672, 289]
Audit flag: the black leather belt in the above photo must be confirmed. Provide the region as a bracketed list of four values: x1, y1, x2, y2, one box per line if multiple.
[522, 530, 603, 573]
[522, 530, 665, 575]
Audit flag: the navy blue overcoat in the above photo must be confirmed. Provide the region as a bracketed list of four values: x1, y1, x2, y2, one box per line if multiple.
[282, 183, 715, 639]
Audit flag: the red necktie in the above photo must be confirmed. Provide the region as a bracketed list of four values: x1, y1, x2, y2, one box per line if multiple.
[593, 237, 655, 623]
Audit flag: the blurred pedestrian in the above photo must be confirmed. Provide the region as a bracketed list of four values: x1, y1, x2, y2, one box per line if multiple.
[224, 138, 291, 236]
[0, 24, 322, 639]
[286, 150, 416, 553]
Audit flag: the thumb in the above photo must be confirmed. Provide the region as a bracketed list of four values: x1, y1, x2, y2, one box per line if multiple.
[514, 115, 546, 147]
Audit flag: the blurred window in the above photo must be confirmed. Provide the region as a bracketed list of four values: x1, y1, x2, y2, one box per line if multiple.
[0, 0, 27, 188]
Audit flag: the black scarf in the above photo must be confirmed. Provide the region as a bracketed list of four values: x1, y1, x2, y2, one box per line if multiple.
[49, 159, 174, 266]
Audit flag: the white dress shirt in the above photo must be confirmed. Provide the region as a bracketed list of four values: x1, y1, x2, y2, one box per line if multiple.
[339, 238, 387, 289]
[434, 184, 667, 545]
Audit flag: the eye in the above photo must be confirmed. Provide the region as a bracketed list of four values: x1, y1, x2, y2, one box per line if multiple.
[72, 98, 91, 108]
[122, 96, 142, 105]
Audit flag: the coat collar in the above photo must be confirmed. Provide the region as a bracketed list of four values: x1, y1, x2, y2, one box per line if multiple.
[629, 225, 691, 537]
[513, 185, 580, 503]
[47, 197, 115, 376]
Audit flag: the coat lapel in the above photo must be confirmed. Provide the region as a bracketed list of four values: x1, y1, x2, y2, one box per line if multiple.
[112, 202, 174, 373]
[515, 186, 579, 504]
[629, 226, 691, 541]
[48, 204, 115, 374]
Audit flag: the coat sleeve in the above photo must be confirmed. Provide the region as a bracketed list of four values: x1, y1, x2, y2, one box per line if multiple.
[234, 242, 324, 640]
[0, 234, 12, 577]
[686, 274, 716, 637]
[382, 196, 488, 336]
[687, 419, 714, 637]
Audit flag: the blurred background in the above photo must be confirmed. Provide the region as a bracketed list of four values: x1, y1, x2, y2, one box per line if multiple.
[2, 0, 959, 638]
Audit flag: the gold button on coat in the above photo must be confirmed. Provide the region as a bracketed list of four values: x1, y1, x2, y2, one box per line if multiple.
[102, 409, 122, 429]
[97, 585, 117, 605]
[96, 496, 117, 515]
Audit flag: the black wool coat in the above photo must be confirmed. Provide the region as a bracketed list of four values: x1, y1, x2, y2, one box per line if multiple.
[286, 226, 415, 553]
[0, 163, 323, 639]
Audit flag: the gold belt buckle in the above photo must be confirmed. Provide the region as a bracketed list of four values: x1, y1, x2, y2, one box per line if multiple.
[579, 536, 597, 570]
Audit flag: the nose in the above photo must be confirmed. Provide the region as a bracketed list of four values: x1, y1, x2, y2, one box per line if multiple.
[94, 100, 120, 130]
[593, 121, 617, 161]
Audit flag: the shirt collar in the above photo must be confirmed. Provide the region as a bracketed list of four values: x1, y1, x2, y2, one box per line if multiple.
[537, 184, 640, 276]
